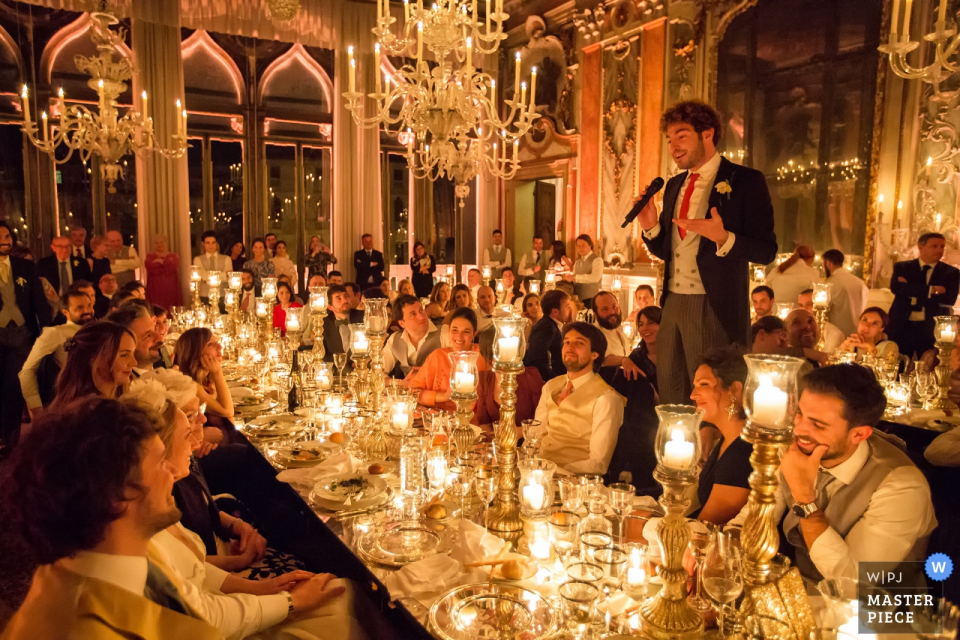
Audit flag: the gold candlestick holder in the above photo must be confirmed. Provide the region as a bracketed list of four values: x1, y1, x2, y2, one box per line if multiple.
[931, 315, 959, 411]
[307, 286, 328, 359]
[811, 282, 831, 351]
[363, 298, 390, 415]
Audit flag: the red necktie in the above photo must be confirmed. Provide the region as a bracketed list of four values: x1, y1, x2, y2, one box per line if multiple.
[677, 173, 700, 240]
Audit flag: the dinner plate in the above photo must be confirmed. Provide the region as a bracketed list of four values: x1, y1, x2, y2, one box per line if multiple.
[428, 583, 556, 640]
[363, 459, 399, 476]
[226, 380, 249, 389]
[357, 520, 455, 567]
[421, 499, 459, 524]
[273, 441, 342, 468]
[312, 473, 388, 504]
[308, 482, 393, 513]
[243, 414, 303, 438]
[236, 400, 278, 416]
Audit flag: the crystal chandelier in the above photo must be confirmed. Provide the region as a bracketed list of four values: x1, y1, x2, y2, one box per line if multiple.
[879, 0, 960, 85]
[20, 11, 187, 193]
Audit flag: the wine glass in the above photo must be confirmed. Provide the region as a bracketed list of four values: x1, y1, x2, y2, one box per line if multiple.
[521, 419, 543, 453]
[549, 510, 582, 566]
[474, 466, 498, 524]
[333, 352, 348, 386]
[686, 521, 713, 612]
[703, 531, 743, 638]
[607, 482, 634, 544]
[558, 477, 584, 513]
[559, 580, 600, 637]
[447, 465, 475, 520]
[917, 369, 938, 409]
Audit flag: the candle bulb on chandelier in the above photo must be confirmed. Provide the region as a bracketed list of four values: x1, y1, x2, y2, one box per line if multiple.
[403, 0, 409, 23]
[417, 23, 423, 67]
[175, 99, 183, 137]
[57, 88, 65, 121]
[466, 36, 473, 70]
[347, 46, 356, 94]
[485, 0, 490, 31]
[41, 111, 48, 143]
[530, 66, 537, 111]
[98, 79, 105, 114]
[181, 108, 188, 139]
[520, 81, 527, 109]
[513, 52, 521, 97]
[375, 44, 382, 94]
[490, 78, 496, 102]
[20, 85, 30, 124]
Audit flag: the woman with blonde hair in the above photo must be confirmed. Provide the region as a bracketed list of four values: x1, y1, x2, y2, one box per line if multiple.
[145, 234, 183, 308]
[174, 327, 234, 430]
[425, 280, 451, 321]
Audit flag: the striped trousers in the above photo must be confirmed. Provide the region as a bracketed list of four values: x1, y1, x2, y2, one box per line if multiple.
[657, 293, 732, 405]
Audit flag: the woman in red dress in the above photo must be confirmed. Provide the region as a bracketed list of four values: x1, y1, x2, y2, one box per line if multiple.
[145, 235, 183, 309]
[272, 281, 303, 336]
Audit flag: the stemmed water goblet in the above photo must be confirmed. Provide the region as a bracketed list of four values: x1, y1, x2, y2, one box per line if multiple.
[558, 477, 584, 513]
[549, 510, 582, 566]
[703, 530, 743, 638]
[521, 419, 544, 456]
[917, 365, 938, 410]
[446, 465, 475, 520]
[475, 466, 499, 524]
[607, 482, 634, 544]
[686, 521, 714, 613]
[333, 352, 348, 387]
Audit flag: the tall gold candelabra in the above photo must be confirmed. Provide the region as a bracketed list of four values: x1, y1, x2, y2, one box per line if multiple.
[363, 298, 390, 415]
[307, 287, 329, 359]
[811, 282, 831, 351]
[931, 315, 959, 411]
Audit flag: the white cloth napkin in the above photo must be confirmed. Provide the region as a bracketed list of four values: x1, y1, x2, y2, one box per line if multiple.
[631, 495, 660, 511]
[228, 386, 255, 400]
[275, 450, 363, 491]
[448, 518, 506, 566]
[382, 554, 462, 599]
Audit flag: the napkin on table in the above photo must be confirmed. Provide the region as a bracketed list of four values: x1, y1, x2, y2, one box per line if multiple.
[228, 386, 255, 400]
[275, 450, 363, 491]
[448, 518, 506, 566]
[382, 554, 462, 599]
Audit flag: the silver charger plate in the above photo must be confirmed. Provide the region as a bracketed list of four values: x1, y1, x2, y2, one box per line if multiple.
[428, 583, 557, 640]
[357, 520, 455, 568]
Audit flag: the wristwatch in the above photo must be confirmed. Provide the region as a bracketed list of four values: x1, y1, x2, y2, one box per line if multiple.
[791, 500, 820, 518]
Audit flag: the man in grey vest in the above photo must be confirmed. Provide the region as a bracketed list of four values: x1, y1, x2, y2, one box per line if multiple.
[564, 234, 603, 308]
[382, 295, 441, 379]
[482, 229, 512, 279]
[193, 230, 232, 305]
[517, 235, 549, 285]
[731, 364, 936, 581]
[106, 230, 141, 288]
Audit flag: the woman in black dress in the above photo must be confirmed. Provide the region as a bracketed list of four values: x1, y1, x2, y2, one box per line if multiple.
[628, 306, 661, 394]
[689, 346, 753, 525]
[409, 241, 436, 298]
[87, 235, 112, 288]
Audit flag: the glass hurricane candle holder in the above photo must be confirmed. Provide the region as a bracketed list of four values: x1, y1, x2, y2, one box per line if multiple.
[261, 277, 278, 302]
[315, 362, 333, 391]
[493, 315, 526, 366]
[206, 270, 221, 290]
[190, 265, 201, 283]
[624, 543, 648, 600]
[529, 280, 541, 295]
[518, 458, 556, 519]
[743, 354, 805, 431]
[309, 286, 328, 313]
[776, 302, 795, 320]
[448, 351, 479, 397]
[389, 397, 415, 433]
[224, 290, 236, 307]
[364, 298, 389, 336]
[255, 299, 268, 319]
[285, 309, 302, 334]
[349, 323, 370, 355]
[654, 405, 703, 473]
[812, 281, 831, 308]
[228, 271, 242, 290]
[544, 272, 557, 289]
[611, 274, 622, 293]
[934, 315, 958, 343]
[481, 265, 492, 282]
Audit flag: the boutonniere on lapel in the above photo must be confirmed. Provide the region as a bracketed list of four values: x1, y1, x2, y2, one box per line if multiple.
[72, 258, 80, 268]
[15, 277, 26, 287]
[715, 181, 732, 196]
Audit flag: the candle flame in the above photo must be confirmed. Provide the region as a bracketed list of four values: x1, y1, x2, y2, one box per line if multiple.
[21, 84, 27, 98]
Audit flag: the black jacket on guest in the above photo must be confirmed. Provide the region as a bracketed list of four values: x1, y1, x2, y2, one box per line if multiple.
[1, 256, 52, 337]
[321, 309, 365, 363]
[523, 316, 565, 382]
[641, 156, 778, 344]
[353, 249, 386, 286]
[37, 253, 93, 294]
[888, 258, 960, 340]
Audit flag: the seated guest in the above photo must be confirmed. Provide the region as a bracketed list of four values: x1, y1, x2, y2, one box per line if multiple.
[107, 298, 163, 374]
[751, 285, 775, 318]
[521, 292, 542, 326]
[174, 327, 234, 429]
[155, 304, 173, 368]
[272, 281, 303, 336]
[344, 282, 363, 310]
[50, 321, 137, 406]
[500, 267, 522, 305]
[536, 322, 625, 474]
[397, 279, 415, 297]
[447, 283, 474, 312]
[751, 315, 788, 354]
[425, 281, 451, 321]
[524, 289, 573, 381]
[108, 288, 136, 312]
[475, 285, 497, 333]
[798, 289, 846, 351]
[785, 309, 829, 367]
[593, 291, 644, 381]
[382, 295, 441, 379]
[307, 273, 327, 289]
[467, 267, 482, 299]
[472, 367, 544, 438]
[689, 348, 752, 525]
[381, 279, 398, 303]
[19, 288, 95, 416]
[0, 397, 221, 639]
[730, 364, 937, 581]
[408, 307, 487, 410]
[306, 284, 363, 362]
[95, 272, 118, 318]
[837, 306, 899, 362]
[628, 305, 660, 394]
[627, 284, 656, 324]
[327, 270, 343, 285]
[121, 279, 146, 299]
[240, 270, 258, 312]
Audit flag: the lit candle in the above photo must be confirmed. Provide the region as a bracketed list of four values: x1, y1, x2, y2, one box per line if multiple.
[522, 482, 545, 510]
[317, 372, 332, 390]
[140, 91, 148, 126]
[21, 85, 30, 124]
[374, 44, 382, 94]
[58, 88, 66, 120]
[530, 539, 551, 560]
[353, 333, 369, 354]
[347, 46, 356, 94]
[530, 66, 537, 110]
[485, 0, 490, 31]
[286, 312, 301, 333]
[224, 291, 236, 306]
[752, 376, 788, 427]
[662, 429, 694, 469]
[256, 301, 267, 318]
[392, 409, 409, 431]
[417, 23, 423, 66]
[98, 79, 105, 114]
[941, 325, 955, 342]
[454, 370, 476, 393]
[403, 0, 409, 23]
[466, 36, 472, 70]
[41, 111, 48, 143]
[513, 51, 521, 96]
[520, 81, 527, 108]
[175, 99, 183, 137]
[498, 335, 519, 362]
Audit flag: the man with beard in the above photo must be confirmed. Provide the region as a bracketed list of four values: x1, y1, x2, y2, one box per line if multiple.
[239, 269, 256, 312]
[751, 285, 775, 319]
[19, 288, 95, 416]
[382, 295, 441, 379]
[592, 291, 644, 380]
[635, 101, 777, 404]
[1, 397, 222, 638]
[107, 299, 163, 376]
[535, 322, 625, 474]
[0, 221, 52, 448]
[785, 309, 829, 367]
[730, 365, 936, 582]
[524, 289, 574, 381]
[318, 284, 364, 364]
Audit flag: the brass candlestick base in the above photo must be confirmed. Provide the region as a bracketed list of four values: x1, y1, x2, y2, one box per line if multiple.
[638, 464, 704, 640]
[191, 285, 201, 310]
[932, 340, 958, 411]
[310, 310, 327, 358]
[485, 363, 524, 536]
[813, 305, 828, 350]
[367, 332, 386, 414]
[451, 395, 478, 463]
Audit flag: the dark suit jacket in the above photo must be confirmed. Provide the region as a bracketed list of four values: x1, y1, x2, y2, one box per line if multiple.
[599, 365, 660, 495]
[322, 309, 365, 362]
[888, 258, 960, 338]
[354, 249, 386, 286]
[2, 257, 53, 336]
[37, 254, 93, 294]
[94, 293, 111, 319]
[523, 316, 565, 381]
[641, 157, 778, 344]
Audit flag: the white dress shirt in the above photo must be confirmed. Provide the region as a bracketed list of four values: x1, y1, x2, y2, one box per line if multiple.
[153, 525, 287, 640]
[597, 324, 631, 359]
[729, 440, 937, 580]
[477, 309, 495, 333]
[19, 320, 81, 409]
[483, 245, 512, 270]
[821, 321, 846, 354]
[73, 245, 86, 259]
[642, 153, 736, 294]
[573, 253, 604, 284]
[193, 252, 233, 298]
[534, 371, 625, 474]
[381, 322, 439, 375]
[925, 427, 960, 467]
[826, 268, 869, 337]
[111, 245, 142, 275]
[58, 550, 148, 596]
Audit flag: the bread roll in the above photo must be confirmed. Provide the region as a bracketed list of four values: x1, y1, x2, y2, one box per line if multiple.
[426, 503, 448, 519]
[329, 432, 344, 443]
[368, 463, 386, 474]
[500, 559, 530, 580]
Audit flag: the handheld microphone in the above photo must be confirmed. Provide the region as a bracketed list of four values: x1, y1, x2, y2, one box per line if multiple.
[621, 177, 665, 228]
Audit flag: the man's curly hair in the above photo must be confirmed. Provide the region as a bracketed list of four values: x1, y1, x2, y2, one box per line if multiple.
[1, 397, 161, 564]
[661, 100, 723, 146]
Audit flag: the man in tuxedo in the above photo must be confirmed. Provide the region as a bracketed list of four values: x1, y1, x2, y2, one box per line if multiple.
[0, 222, 53, 447]
[353, 233, 385, 287]
[95, 272, 118, 318]
[524, 289, 574, 381]
[319, 284, 364, 364]
[888, 232, 960, 358]
[637, 100, 778, 403]
[37, 235, 92, 298]
[2, 397, 222, 639]
[68, 225, 91, 261]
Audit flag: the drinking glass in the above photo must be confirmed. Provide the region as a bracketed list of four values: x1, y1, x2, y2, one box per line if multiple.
[558, 477, 584, 513]
[703, 531, 743, 637]
[607, 482, 635, 543]
[333, 352, 348, 384]
[566, 561, 604, 586]
[446, 465, 475, 519]
[559, 581, 600, 637]
[426, 449, 448, 493]
[686, 521, 713, 612]
[917, 370, 938, 409]
[593, 547, 627, 593]
[548, 510, 581, 565]
[475, 466, 499, 524]
[521, 419, 544, 452]
[579, 530, 613, 563]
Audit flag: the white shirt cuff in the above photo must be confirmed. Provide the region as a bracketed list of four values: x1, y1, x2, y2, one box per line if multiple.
[716, 231, 736, 256]
[260, 593, 290, 628]
[642, 223, 662, 240]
